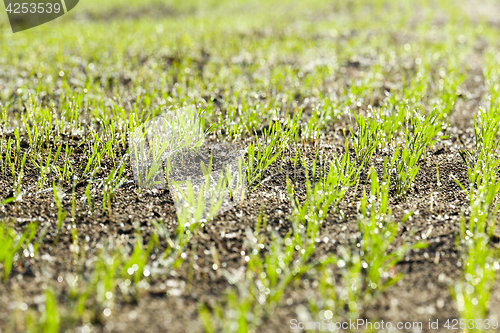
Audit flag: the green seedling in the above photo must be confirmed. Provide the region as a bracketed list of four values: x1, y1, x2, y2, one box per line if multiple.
[39, 289, 60, 333]
[246, 111, 301, 191]
[330, 138, 364, 198]
[36, 149, 52, 196]
[306, 166, 425, 327]
[451, 98, 500, 329]
[22, 288, 61, 333]
[451, 179, 500, 330]
[393, 140, 422, 199]
[457, 110, 500, 194]
[85, 184, 95, 217]
[52, 180, 67, 243]
[120, 233, 158, 301]
[130, 120, 168, 190]
[288, 146, 357, 225]
[0, 222, 37, 281]
[151, 159, 233, 271]
[349, 111, 381, 166]
[404, 108, 448, 160]
[51, 143, 75, 186]
[9, 152, 27, 207]
[102, 155, 128, 221]
[200, 212, 334, 332]
[61, 234, 158, 325]
[360, 167, 426, 293]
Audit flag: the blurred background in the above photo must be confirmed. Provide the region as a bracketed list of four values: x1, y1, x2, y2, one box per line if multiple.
[0, 0, 492, 128]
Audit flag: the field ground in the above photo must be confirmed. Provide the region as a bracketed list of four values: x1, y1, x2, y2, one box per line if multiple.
[1, 0, 500, 332]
